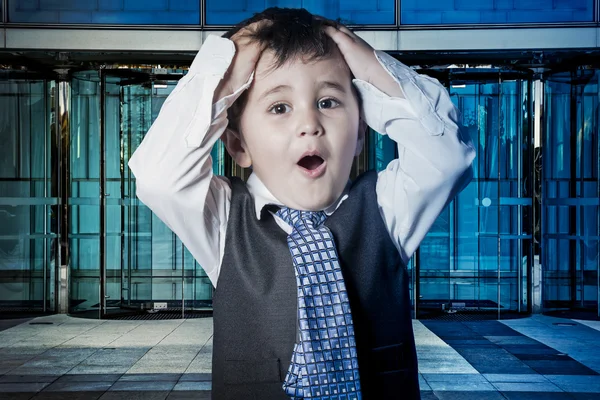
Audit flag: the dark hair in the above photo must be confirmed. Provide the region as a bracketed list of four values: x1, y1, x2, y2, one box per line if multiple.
[223, 7, 340, 68]
[223, 8, 350, 132]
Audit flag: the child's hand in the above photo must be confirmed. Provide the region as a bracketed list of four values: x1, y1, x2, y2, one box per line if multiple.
[325, 25, 403, 98]
[214, 22, 268, 101]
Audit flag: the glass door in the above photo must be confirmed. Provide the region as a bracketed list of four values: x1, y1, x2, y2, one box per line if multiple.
[69, 68, 219, 318]
[416, 69, 533, 319]
[543, 69, 600, 317]
[102, 70, 216, 317]
[0, 73, 58, 314]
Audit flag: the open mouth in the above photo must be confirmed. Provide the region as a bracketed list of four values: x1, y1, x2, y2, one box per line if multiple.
[298, 155, 325, 171]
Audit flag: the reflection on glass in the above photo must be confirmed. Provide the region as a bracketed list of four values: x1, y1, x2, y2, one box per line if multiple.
[70, 70, 219, 317]
[69, 71, 101, 313]
[401, 0, 594, 24]
[8, 0, 200, 24]
[0, 76, 56, 311]
[543, 70, 599, 314]
[206, 0, 394, 25]
[417, 71, 532, 317]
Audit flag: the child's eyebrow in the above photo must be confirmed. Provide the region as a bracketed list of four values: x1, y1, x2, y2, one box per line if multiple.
[318, 81, 347, 94]
[259, 84, 291, 99]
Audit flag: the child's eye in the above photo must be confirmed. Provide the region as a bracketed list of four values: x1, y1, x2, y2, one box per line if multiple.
[268, 103, 291, 114]
[317, 98, 340, 109]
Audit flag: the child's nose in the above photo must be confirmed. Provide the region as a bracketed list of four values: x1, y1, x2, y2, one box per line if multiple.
[297, 110, 324, 137]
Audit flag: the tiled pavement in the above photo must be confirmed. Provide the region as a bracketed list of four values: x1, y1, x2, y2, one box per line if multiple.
[0, 314, 599, 399]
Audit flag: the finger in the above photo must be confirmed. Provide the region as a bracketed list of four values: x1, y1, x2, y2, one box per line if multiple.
[336, 24, 356, 39]
[324, 26, 354, 51]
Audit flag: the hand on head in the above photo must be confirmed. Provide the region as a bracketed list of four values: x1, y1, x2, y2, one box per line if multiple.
[324, 25, 404, 98]
[214, 21, 271, 102]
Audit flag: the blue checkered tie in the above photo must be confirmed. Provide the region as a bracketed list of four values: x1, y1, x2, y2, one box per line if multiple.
[276, 208, 362, 399]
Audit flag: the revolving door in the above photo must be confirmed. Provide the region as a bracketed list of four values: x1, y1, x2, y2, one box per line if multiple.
[0, 72, 58, 314]
[68, 69, 218, 318]
[543, 68, 600, 317]
[414, 69, 534, 318]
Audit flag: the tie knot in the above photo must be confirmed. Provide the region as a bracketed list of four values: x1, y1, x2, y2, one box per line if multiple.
[276, 208, 326, 229]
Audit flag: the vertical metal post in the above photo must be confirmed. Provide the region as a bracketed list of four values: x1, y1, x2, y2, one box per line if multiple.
[516, 79, 523, 314]
[569, 76, 579, 309]
[56, 70, 71, 314]
[532, 76, 544, 314]
[99, 67, 106, 319]
[526, 77, 534, 314]
[42, 79, 50, 312]
[200, 0, 205, 26]
[413, 249, 419, 319]
[497, 74, 502, 320]
[2, 0, 8, 23]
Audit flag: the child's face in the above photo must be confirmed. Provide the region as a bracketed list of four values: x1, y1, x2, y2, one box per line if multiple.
[236, 47, 363, 211]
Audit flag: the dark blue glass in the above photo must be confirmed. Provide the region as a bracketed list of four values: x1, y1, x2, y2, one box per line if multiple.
[368, 129, 396, 172]
[205, 0, 395, 25]
[401, 0, 594, 24]
[418, 73, 532, 315]
[8, 0, 200, 24]
[543, 70, 599, 311]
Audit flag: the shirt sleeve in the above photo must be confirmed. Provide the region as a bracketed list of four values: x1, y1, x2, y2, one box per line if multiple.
[353, 50, 476, 264]
[127, 35, 251, 287]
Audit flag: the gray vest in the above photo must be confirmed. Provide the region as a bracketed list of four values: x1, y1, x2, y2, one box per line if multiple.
[212, 171, 420, 399]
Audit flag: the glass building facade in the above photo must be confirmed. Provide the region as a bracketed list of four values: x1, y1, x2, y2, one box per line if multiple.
[5, 0, 596, 25]
[1, 0, 599, 319]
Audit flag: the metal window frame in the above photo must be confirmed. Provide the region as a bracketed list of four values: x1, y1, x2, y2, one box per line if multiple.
[3, 0, 598, 29]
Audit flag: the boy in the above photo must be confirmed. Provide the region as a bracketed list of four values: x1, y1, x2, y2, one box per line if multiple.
[129, 8, 475, 400]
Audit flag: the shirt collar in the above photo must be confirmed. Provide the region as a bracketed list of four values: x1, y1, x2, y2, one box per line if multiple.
[246, 173, 350, 219]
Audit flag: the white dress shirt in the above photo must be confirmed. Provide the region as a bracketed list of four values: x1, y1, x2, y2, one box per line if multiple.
[128, 35, 476, 288]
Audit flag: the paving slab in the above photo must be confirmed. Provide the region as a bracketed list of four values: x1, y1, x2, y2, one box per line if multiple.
[0, 314, 598, 399]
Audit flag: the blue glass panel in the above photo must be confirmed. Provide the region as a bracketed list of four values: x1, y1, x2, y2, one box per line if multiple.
[206, 0, 395, 25]
[401, 0, 594, 24]
[367, 129, 396, 172]
[543, 70, 599, 311]
[418, 72, 532, 316]
[8, 0, 200, 24]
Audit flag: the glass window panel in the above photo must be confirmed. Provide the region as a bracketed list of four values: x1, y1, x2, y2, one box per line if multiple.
[367, 129, 396, 172]
[543, 70, 599, 311]
[418, 71, 531, 316]
[0, 77, 56, 311]
[401, 0, 594, 24]
[8, 0, 200, 24]
[205, 0, 395, 25]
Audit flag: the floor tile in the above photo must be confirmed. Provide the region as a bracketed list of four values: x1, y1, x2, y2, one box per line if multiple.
[500, 393, 577, 400]
[483, 374, 550, 383]
[99, 391, 169, 400]
[109, 381, 176, 391]
[172, 381, 212, 391]
[31, 392, 104, 400]
[0, 394, 33, 400]
[491, 382, 563, 392]
[0, 375, 58, 383]
[428, 380, 497, 391]
[42, 381, 113, 392]
[433, 391, 507, 400]
[177, 373, 211, 382]
[166, 392, 211, 400]
[0, 383, 49, 393]
[117, 373, 181, 382]
[420, 391, 439, 400]
[55, 374, 121, 383]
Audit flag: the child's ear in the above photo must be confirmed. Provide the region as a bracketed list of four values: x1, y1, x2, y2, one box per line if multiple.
[222, 128, 252, 168]
[355, 119, 368, 156]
